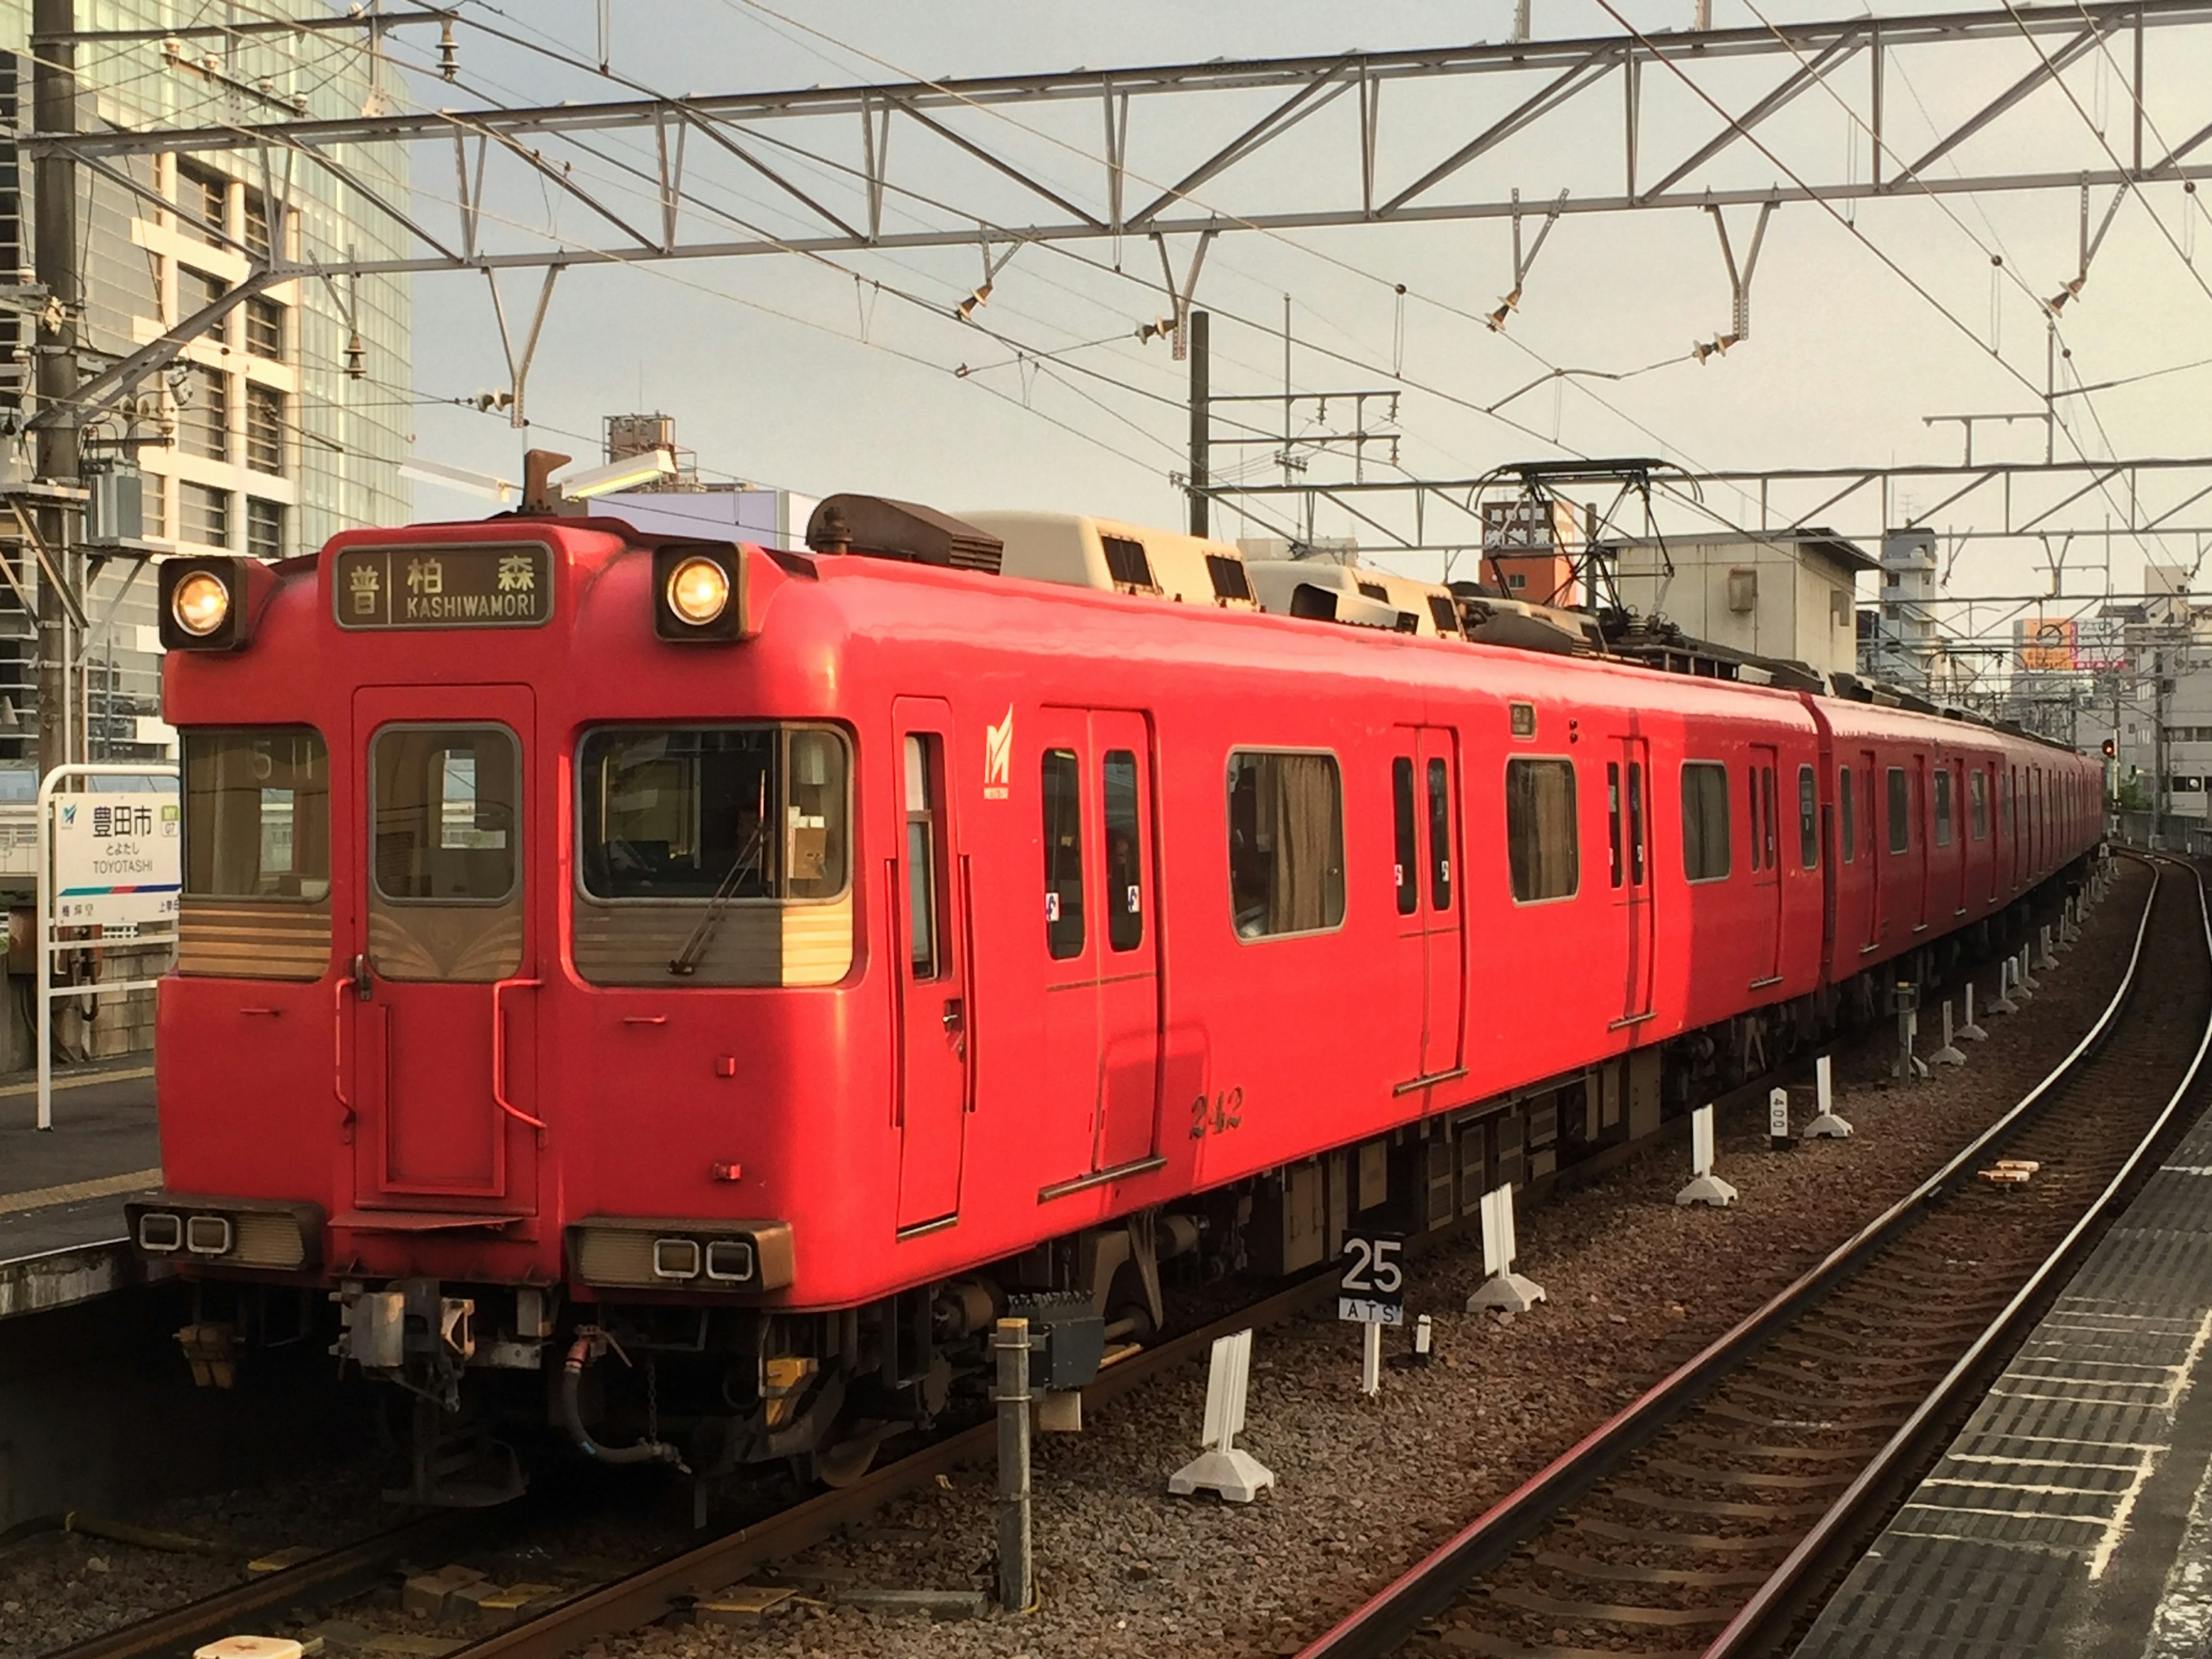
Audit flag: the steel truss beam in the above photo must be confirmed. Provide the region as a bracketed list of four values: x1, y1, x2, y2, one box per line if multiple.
[18, 0, 2212, 286]
[1203, 455, 2212, 557]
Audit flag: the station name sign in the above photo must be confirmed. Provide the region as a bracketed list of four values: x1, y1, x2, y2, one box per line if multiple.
[333, 543, 554, 630]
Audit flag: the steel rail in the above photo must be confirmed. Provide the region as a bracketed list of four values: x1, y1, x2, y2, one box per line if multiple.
[1296, 855, 2178, 1659]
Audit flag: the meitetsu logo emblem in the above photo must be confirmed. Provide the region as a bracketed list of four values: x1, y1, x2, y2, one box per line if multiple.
[984, 706, 1013, 799]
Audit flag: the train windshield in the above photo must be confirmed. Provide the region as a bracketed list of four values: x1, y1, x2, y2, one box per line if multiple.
[578, 726, 849, 902]
[183, 728, 332, 902]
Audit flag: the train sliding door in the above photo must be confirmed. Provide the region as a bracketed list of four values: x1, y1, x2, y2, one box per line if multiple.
[347, 685, 540, 1219]
[892, 698, 972, 1234]
[1038, 708, 1164, 1198]
[1860, 752, 1881, 955]
[1606, 737, 1655, 1025]
[1391, 727, 1465, 1089]
[1749, 744, 1782, 986]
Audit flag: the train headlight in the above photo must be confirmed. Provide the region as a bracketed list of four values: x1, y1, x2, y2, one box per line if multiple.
[651, 543, 748, 642]
[172, 572, 230, 637]
[665, 557, 729, 626]
[158, 557, 272, 652]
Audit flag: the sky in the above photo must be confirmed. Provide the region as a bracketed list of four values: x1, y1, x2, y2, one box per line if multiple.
[378, 0, 2212, 634]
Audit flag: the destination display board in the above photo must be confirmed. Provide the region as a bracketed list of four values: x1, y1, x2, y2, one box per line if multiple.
[333, 543, 554, 630]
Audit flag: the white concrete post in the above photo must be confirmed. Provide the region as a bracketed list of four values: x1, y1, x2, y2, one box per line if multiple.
[1676, 1104, 1739, 1206]
[1466, 1183, 1546, 1312]
[1931, 999, 1966, 1066]
[1168, 1330, 1274, 1502]
[1959, 982, 1989, 1041]
[1804, 1052, 1853, 1138]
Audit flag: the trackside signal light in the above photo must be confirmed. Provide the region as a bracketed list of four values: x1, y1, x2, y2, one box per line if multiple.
[666, 556, 729, 626]
[172, 571, 230, 636]
[2103, 737, 2117, 757]
[651, 543, 749, 642]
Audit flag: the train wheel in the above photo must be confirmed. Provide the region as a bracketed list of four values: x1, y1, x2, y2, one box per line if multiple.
[812, 1423, 886, 1488]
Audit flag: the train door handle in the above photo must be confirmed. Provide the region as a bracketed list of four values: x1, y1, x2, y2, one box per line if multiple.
[492, 976, 548, 1136]
[941, 998, 964, 1033]
[350, 952, 372, 1001]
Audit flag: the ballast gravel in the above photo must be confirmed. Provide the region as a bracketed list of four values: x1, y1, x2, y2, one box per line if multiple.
[0, 870, 2142, 1659]
[604, 872, 2145, 1659]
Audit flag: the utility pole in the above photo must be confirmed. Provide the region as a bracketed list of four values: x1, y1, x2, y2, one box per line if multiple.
[32, 0, 78, 777]
[1187, 310, 1208, 538]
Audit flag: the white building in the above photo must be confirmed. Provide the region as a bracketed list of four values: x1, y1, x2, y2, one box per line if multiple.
[1601, 529, 1873, 682]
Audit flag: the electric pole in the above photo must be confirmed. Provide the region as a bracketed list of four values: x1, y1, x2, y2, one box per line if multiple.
[1188, 309, 1209, 538]
[32, 0, 78, 777]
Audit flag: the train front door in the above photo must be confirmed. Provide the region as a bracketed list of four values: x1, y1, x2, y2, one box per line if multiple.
[347, 686, 540, 1217]
[1749, 744, 1783, 985]
[1612, 737, 1655, 1023]
[1039, 709, 1164, 1194]
[1390, 727, 1464, 1087]
[892, 699, 972, 1234]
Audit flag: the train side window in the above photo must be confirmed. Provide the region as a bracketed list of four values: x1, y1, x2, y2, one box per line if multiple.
[1839, 766, 1856, 863]
[1607, 762, 1623, 889]
[1798, 765, 1818, 869]
[1042, 749, 1085, 959]
[1762, 766, 1778, 868]
[1887, 766, 1910, 854]
[1227, 751, 1346, 939]
[1506, 758, 1578, 903]
[1681, 762, 1731, 882]
[1103, 749, 1144, 952]
[1934, 767, 1954, 847]
[1427, 757, 1453, 910]
[1392, 758, 1418, 916]
[1745, 768, 1762, 870]
[1971, 769, 1988, 840]
[903, 736, 942, 979]
[1627, 762, 1646, 885]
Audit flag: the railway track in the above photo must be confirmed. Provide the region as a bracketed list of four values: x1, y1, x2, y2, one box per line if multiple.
[1297, 853, 2212, 1659]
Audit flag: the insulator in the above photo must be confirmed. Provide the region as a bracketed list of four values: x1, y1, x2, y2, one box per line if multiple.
[344, 331, 367, 380]
[438, 22, 460, 81]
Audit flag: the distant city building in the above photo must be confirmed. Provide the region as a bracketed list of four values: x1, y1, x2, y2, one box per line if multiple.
[593, 411, 815, 547]
[0, 4, 412, 767]
[1859, 530, 1943, 694]
[1479, 498, 1582, 606]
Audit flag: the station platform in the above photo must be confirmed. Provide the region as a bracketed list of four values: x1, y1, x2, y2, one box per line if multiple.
[1794, 1105, 2212, 1659]
[0, 1059, 166, 1319]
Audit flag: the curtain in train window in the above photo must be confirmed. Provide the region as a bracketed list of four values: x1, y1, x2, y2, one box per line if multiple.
[1681, 762, 1731, 882]
[1506, 758, 1579, 902]
[1838, 765, 1857, 863]
[1041, 749, 1085, 959]
[1226, 751, 1346, 938]
[1970, 769, 1989, 840]
[1887, 766, 1910, 854]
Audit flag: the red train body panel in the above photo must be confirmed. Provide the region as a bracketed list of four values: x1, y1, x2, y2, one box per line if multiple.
[142, 513, 2100, 1484]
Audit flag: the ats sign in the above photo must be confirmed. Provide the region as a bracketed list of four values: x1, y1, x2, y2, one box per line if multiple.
[54, 792, 180, 925]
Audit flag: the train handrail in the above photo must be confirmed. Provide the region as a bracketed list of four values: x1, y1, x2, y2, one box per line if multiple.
[332, 978, 353, 1126]
[492, 976, 547, 1134]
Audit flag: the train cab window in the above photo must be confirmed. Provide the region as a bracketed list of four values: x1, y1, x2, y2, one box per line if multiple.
[1681, 762, 1731, 882]
[1043, 749, 1085, 959]
[1428, 757, 1453, 910]
[1392, 758, 1419, 915]
[1607, 762, 1623, 888]
[1934, 767, 1954, 847]
[1971, 770, 1989, 840]
[1839, 766, 1857, 863]
[184, 728, 329, 902]
[903, 736, 942, 978]
[1887, 766, 1910, 855]
[578, 726, 849, 902]
[1104, 749, 1144, 952]
[1228, 751, 1346, 938]
[1627, 762, 1646, 885]
[1798, 765, 1818, 869]
[1506, 757, 1578, 903]
[373, 726, 517, 902]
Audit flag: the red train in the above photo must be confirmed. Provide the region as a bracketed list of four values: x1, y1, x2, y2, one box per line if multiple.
[132, 490, 2101, 1502]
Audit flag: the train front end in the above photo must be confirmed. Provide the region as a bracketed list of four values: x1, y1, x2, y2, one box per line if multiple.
[137, 514, 884, 1501]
